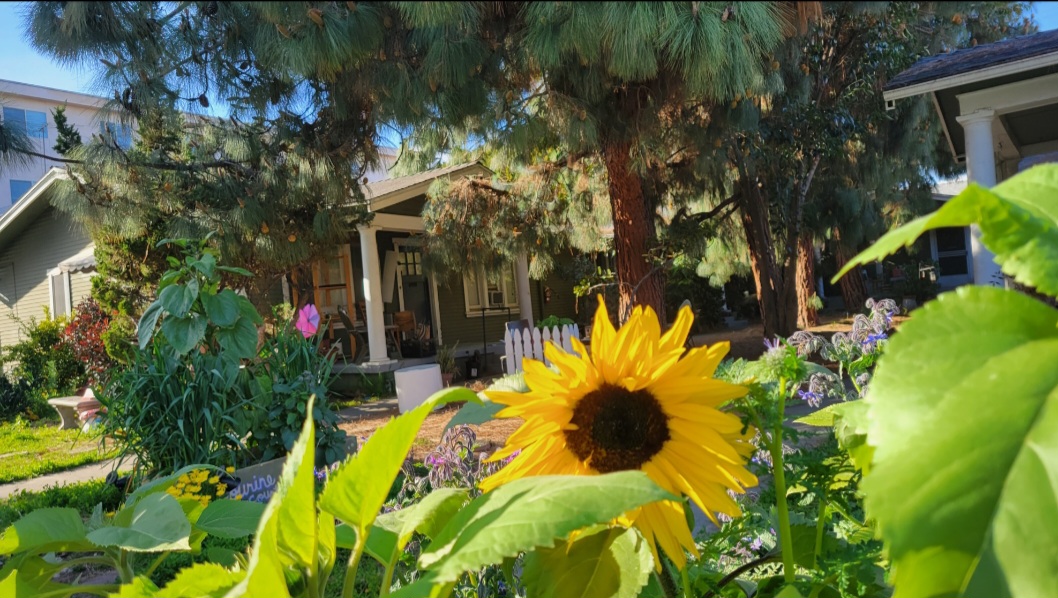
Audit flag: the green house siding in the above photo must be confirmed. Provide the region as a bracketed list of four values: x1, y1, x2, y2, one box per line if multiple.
[432, 258, 582, 352]
[0, 207, 93, 348]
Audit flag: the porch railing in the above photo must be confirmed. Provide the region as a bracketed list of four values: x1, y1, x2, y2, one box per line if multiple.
[503, 324, 582, 375]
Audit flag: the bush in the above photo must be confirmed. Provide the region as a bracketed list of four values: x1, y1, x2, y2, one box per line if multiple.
[62, 297, 115, 387]
[0, 375, 31, 422]
[2, 310, 85, 412]
[665, 259, 725, 331]
[0, 480, 122, 530]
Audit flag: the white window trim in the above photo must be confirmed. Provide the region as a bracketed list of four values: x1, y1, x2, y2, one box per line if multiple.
[463, 263, 519, 317]
[46, 267, 72, 317]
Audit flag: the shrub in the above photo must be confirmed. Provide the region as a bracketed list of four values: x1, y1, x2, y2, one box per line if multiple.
[61, 297, 114, 387]
[0, 480, 122, 530]
[101, 314, 138, 365]
[665, 258, 725, 330]
[2, 310, 85, 410]
[0, 375, 31, 422]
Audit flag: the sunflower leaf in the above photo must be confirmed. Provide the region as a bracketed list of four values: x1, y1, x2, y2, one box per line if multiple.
[862, 285, 1058, 598]
[415, 472, 674, 585]
[522, 527, 653, 598]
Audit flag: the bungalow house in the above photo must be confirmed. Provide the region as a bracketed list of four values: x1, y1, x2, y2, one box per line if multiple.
[884, 27, 1058, 287]
[0, 164, 582, 374]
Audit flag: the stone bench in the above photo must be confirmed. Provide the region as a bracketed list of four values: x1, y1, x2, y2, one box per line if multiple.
[47, 395, 102, 431]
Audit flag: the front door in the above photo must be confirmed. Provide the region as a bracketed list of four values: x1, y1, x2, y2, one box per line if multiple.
[395, 240, 432, 335]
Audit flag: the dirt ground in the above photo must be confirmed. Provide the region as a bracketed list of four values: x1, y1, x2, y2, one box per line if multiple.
[339, 395, 524, 461]
[339, 310, 907, 459]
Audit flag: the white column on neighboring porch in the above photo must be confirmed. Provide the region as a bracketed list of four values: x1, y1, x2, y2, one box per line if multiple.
[515, 253, 534, 325]
[358, 225, 392, 364]
[956, 108, 1002, 287]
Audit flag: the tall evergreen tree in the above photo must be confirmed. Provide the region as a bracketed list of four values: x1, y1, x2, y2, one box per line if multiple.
[389, 2, 798, 322]
[685, 1, 1032, 336]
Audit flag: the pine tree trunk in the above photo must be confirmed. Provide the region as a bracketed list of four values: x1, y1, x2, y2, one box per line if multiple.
[602, 140, 666, 325]
[796, 234, 819, 329]
[834, 236, 868, 312]
[738, 182, 794, 338]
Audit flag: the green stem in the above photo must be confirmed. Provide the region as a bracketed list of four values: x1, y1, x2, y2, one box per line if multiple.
[680, 566, 692, 598]
[143, 551, 171, 580]
[116, 550, 134, 584]
[379, 558, 398, 598]
[773, 376, 796, 584]
[813, 490, 827, 570]
[341, 533, 367, 598]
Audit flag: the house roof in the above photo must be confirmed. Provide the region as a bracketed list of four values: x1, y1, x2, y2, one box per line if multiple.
[885, 29, 1058, 93]
[0, 168, 68, 253]
[362, 162, 490, 201]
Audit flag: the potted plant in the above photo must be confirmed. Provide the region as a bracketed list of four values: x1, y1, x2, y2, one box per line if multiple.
[436, 343, 459, 387]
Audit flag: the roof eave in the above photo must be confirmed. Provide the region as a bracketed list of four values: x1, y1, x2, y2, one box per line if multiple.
[0, 168, 67, 239]
[883, 50, 1058, 105]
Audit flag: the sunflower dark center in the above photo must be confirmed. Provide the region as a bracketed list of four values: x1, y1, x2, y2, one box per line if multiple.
[564, 384, 670, 473]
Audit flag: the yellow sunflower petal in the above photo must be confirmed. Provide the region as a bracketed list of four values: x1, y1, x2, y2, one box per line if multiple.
[658, 304, 694, 354]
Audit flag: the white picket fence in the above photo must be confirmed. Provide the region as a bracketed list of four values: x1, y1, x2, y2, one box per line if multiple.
[503, 324, 582, 375]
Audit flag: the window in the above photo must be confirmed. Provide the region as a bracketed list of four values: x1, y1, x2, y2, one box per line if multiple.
[9, 180, 32, 203]
[934, 226, 970, 277]
[463, 264, 519, 315]
[100, 121, 133, 150]
[48, 268, 71, 318]
[2, 107, 48, 139]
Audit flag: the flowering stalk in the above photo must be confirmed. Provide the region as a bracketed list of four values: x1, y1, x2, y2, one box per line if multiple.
[771, 376, 797, 585]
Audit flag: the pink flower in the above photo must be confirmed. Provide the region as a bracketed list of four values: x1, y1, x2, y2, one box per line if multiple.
[295, 304, 321, 338]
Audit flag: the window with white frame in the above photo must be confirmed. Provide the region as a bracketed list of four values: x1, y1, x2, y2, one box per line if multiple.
[2, 107, 48, 139]
[47, 268, 71, 318]
[463, 263, 519, 315]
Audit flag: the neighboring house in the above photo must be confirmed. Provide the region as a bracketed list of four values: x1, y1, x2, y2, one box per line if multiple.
[0, 169, 95, 349]
[884, 28, 1058, 287]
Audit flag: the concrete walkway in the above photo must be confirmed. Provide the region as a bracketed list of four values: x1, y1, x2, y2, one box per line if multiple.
[0, 458, 124, 500]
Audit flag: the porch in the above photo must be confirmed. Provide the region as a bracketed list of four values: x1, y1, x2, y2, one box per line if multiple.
[289, 162, 538, 374]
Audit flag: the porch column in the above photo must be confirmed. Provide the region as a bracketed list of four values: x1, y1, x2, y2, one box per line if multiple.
[515, 253, 534, 324]
[358, 225, 392, 364]
[956, 108, 1002, 286]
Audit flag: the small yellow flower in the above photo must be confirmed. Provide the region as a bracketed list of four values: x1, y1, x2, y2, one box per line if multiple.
[166, 487, 180, 497]
[216, 486, 227, 497]
[186, 485, 202, 494]
[225, 466, 235, 474]
[199, 497, 210, 507]
[235, 494, 243, 500]
[208, 475, 220, 484]
[178, 474, 191, 484]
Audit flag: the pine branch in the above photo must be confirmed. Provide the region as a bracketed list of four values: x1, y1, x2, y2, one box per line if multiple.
[11, 147, 252, 174]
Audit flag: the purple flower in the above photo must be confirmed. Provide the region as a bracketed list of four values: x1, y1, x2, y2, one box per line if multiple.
[861, 332, 887, 350]
[763, 337, 781, 351]
[798, 389, 823, 408]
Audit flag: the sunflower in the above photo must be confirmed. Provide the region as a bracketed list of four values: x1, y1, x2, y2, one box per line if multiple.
[480, 297, 757, 569]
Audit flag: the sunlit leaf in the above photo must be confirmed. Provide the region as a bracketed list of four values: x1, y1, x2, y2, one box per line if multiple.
[523, 527, 653, 598]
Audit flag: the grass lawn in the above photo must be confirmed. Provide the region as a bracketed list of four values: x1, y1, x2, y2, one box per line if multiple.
[0, 420, 117, 485]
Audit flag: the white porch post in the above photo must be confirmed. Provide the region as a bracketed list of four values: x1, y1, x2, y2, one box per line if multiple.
[956, 108, 1002, 286]
[358, 225, 392, 364]
[515, 254, 534, 325]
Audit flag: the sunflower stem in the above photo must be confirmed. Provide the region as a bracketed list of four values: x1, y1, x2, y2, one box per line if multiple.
[773, 376, 797, 584]
[340, 533, 366, 598]
[680, 565, 692, 598]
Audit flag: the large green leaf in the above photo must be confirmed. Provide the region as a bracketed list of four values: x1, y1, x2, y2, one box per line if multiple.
[226, 396, 320, 597]
[0, 508, 92, 555]
[445, 373, 527, 430]
[362, 488, 470, 566]
[158, 283, 196, 318]
[0, 554, 72, 598]
[161, 315, 207, 355]
[215, 315, 260, 359]
[862, 285, 1058, 598]
[137, 301, 165, 349]
[416, 472, 674, 584]
[319, 387, 473, 540]
[86, 493, 191, 552]
[522, 527, 653, 598]
[834, 165, 1058, 296]
[201, 289, 240, 327]
[194, 500, 265, 539]
[832, 401, 873, 474]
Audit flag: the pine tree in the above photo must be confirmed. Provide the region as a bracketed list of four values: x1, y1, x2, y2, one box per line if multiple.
[51, 104, 82, 156]
[686, 1, 1032, 337]
[389, 2, 795, 322]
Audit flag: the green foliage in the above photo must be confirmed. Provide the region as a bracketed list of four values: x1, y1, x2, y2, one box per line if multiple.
[2, 310, 85, 411]
[0, 376, 31, 423]
[0, 480, 121, 531]
[50, 104, 81, 156]
[0, 465, 262, 593]
[0, 420, 114, 484]
[835, 164, 1058, 598]
[535, 315, 574, 328]
[434, 343, 459, 377]
[664, 257, 725, 331]
[522, 525, 652, 598]
[253, 325, 347, 465]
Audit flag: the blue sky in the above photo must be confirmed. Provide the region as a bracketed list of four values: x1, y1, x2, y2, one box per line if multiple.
[3, 2, 1058, 97]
